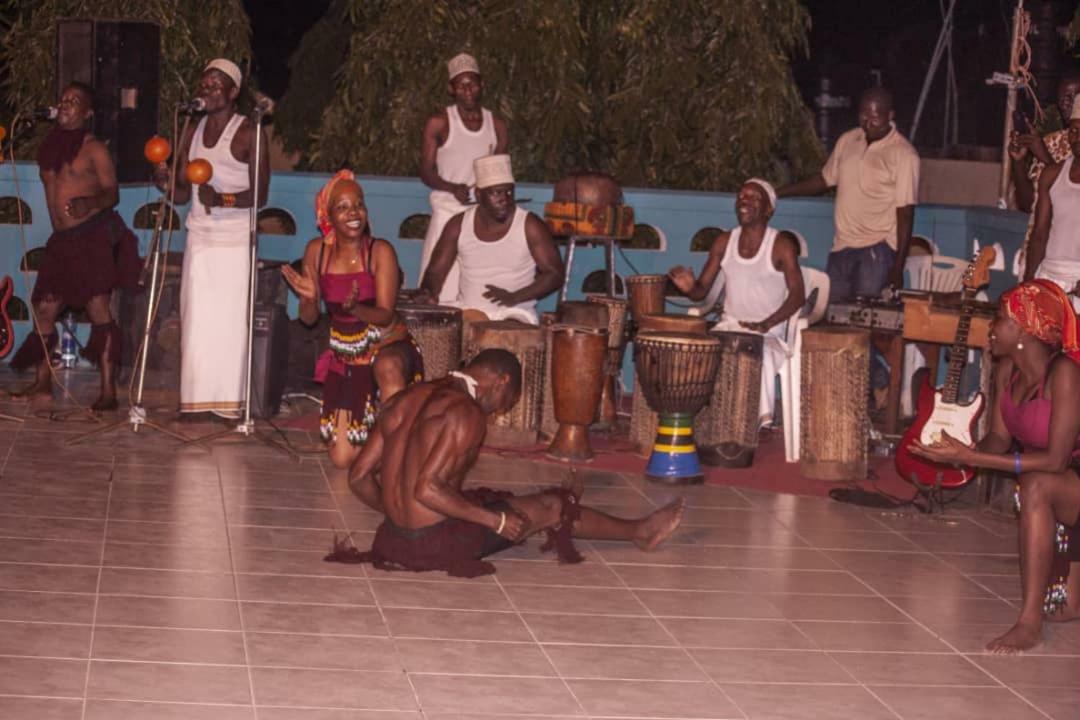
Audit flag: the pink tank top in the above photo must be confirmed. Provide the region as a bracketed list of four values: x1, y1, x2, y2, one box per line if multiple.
[1000, 369, 1080, 455]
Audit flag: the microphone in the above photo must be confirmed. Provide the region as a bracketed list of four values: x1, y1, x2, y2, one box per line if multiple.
[252, 92, 275, 117]
[177, 97, 206, 114]
[33, 106, 58, 121]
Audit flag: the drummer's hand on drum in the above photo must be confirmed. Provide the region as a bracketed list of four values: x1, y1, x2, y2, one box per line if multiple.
[412, 288, 438, 305]
[483, 284, 517, 307]
[667, 266, 696, 294]
[281, 263, 317, 302]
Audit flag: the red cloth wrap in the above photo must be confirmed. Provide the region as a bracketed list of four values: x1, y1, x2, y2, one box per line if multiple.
[32, 210, 141, 306]
[10, 332, 56, 372]
[325, 486, 585, 577]
[1001, 279, 1080, 364]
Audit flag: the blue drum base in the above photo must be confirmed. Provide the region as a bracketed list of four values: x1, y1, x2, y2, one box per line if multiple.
[645, 412, 705, 485]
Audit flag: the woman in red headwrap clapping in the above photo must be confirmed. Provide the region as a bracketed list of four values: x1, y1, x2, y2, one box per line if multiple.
[282, 171, 423, 468]
[913, 279, 1080, 654]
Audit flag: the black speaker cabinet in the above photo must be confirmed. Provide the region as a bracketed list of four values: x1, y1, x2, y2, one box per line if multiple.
[249, 303, 289, 419]
[56, 19, 160, 184]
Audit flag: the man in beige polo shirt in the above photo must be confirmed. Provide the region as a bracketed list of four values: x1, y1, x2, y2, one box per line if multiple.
[779, 87, 919, 303]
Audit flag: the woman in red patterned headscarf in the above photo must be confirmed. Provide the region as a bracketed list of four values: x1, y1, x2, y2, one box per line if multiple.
[282, 170, 423, 468]
[914, 279, 1080, 654]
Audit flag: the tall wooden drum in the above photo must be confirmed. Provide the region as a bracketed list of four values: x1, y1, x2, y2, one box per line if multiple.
[695, 331, 763, 468]
[634, 332, 721, 484]
[397, 304, 462, 380]
[548, 324, 608, 461]
[465, 320, 545, 448]
[585, 294, 628, 428]
[800, 327, 870, 481]
[627, 275, 666, 321]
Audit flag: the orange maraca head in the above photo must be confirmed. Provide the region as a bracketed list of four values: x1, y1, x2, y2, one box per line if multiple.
[143, 136, 171, 164]
[0, 126, 7, 143]
[186, 158, 213, 185]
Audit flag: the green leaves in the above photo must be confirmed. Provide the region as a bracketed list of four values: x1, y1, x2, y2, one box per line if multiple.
[290, 0, 822, 191]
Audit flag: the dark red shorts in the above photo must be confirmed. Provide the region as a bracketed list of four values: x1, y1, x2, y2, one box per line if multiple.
[32, 210, 140, 307]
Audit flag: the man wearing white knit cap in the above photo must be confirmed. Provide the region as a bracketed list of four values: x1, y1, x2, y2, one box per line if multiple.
[1025, 95, 1080, 312]
[418, 52, 509, 302]
[421, 154, 563, 324]
[668, 179, 806, 432]
[153, 57, 271, 418]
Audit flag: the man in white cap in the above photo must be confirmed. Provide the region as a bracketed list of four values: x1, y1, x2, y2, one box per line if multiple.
[1025, 94, 1080, 312]
[154, 58, 271, 419]
[778, 87, 918, 303]
[420, 154, 563, 324]
[418, 52, 509, 302]
[668, 179, 805, 430]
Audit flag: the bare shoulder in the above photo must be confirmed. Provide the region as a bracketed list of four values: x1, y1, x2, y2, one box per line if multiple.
[525, 211, 553, 237]
[371, 237, 400, 266]
[424, 109, 450, 135]
[710, 229, 732, 255]
[1050, 354, 1080, 387]
[774, 230, 801, 258]
[302, 237, 324, 261]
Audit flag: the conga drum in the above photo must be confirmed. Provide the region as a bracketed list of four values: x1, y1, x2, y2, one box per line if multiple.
[397, 304, 462, 380]
[695, 331, 764, 468]
[540, 302, 608, 440]
[800, 327, 870, 481]
[629, 314, 707, 454]
[465, 320, 545, 448]
[634, 332, 722, 484]
[548, 324, 608, 461]
[627, 275, 666, 321]
[585, 294, 628, 428]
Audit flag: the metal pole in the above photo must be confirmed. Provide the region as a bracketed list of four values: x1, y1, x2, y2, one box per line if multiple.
[238, 110, 263, 432]
[998, 1, 1025, 208]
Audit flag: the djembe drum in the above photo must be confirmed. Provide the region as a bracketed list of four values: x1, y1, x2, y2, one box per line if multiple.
[397, 304, 462, 380]
[634, 332, 722, 484]
[629, 314, 708, 454]
[800, 327, 870, 481]
[539, 302, 608, 439]
[695, 330, 764, 468]
[585, 294, 628, 428]
[544, 172, 635, 239]
[465, 320, 545, 448]
[548, 324, 608, 461]
[627, 275, 666, 322]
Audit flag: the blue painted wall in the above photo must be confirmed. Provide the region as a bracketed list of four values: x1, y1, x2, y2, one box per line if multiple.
[2, 162, 1027, 376]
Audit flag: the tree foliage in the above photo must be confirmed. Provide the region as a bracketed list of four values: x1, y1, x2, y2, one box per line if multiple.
[291, 0, 822, 191]
[1, 0, 251, 129]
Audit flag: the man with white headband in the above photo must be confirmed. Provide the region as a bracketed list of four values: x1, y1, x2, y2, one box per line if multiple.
[668, 178, 805, 431]
[154, 58, 271, 419]
[420, 154, 563, 324]
[1026, 94, 1080, 312]
[778, 87, 919, 303]
[418, 52, 509, 302]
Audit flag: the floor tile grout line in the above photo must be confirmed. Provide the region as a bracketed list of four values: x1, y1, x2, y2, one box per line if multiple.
[491, 571, 593, 718]
[315, 456, 429, 718]
[212, 459, 260, 718]
[78, 458, 114, 720]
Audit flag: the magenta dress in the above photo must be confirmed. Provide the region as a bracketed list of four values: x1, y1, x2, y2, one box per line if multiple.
[316, 239, 422, 446]
[1001, 369, 1080, 613]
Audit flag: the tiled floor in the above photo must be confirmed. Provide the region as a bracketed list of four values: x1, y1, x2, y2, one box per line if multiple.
[0, 368, 1078, 719]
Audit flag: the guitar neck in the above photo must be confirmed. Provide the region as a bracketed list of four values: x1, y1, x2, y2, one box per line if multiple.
[941, 288, 977, 405]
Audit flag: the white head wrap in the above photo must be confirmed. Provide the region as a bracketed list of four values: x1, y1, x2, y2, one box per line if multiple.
[745, 178, 777, 211]
[447, 53, 480, 81]
[205, 58, 242, 89]
[474, 154, 514, 189]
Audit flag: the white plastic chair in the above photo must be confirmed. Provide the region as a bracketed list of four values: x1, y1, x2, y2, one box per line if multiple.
[779, 266, 830, 463]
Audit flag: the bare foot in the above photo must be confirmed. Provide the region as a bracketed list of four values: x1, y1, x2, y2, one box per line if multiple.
[634, 498, 686, 552]
[986, 621, 1042, 654]
[8, 378, 53, 400]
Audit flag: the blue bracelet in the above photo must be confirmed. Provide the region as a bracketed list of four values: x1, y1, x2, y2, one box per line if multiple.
[1014, 452, 1022, 476]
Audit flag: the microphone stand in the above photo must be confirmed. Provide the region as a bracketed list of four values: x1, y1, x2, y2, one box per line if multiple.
[183, 102, 296, 460]
[68, 115, 196, 447]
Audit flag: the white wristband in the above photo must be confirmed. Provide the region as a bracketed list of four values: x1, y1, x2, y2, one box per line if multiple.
[495, 511, 506, 535]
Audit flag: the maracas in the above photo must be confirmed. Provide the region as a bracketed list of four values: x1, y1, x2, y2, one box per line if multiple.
[144, 135, 171, 164]
[186, 158, 213, 185]
[0, 126, 7, 143]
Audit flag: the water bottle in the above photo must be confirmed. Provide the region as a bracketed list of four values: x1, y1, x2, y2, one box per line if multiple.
[59, 311, 77, 368]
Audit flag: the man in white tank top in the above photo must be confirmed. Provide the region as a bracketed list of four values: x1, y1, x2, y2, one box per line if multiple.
[669, 179, 806, 427]
[154, 59, 271, 418]
[420, 154, 564, 324]
[418, 53, 509, 302]
[1026, 96, 1080, 312]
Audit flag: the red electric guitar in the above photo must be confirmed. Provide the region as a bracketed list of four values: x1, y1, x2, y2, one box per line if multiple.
[0, 275, 13, 359]
[894, 247, 996, 490]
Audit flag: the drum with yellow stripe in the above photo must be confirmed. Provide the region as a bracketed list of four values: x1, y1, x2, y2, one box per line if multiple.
[633, 332, 722, 484]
